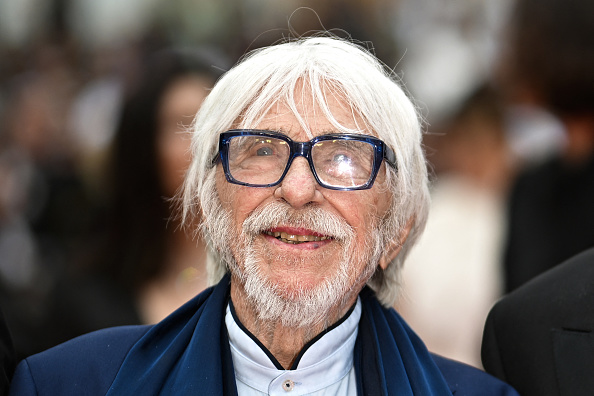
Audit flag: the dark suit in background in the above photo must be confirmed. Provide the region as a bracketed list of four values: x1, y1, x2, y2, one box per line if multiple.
[0, 307, 15, 395]
[482, 247, 594, 396]
[503, 155, 594, 292]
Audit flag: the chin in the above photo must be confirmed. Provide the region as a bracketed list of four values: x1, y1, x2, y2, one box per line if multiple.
[239, 255, 351, 327]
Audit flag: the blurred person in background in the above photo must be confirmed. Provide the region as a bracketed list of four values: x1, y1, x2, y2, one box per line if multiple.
[397, 84, 513, 367]
[496, 0, 594, 293]
[482, 0, 594, 393]
[0, 37, 97, 362]
[95, 46, 230, 324]
[42, 46, 230, 348]
[0, 307, 15, 394]
[1, 42, 229, 361]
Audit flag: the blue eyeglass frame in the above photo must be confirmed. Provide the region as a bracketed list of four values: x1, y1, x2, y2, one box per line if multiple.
[215, 129, 397, 191]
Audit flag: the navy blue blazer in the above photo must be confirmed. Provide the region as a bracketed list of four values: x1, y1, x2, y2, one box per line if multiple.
[10, 277, 518, 395]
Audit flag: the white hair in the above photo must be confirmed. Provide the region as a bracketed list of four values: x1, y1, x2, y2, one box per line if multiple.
[181, 35, 430, 307]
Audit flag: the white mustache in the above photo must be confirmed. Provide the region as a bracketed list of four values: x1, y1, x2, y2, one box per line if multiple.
[242, 201, 355, 242]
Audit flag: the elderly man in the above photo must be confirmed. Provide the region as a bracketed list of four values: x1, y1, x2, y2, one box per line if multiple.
[9, 36, 517, 395]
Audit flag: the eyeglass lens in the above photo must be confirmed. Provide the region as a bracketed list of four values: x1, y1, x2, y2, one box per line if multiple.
[227, 135, 376, 188]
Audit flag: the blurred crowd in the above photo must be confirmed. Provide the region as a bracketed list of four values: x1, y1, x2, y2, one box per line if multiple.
[0, 0, 592, 372]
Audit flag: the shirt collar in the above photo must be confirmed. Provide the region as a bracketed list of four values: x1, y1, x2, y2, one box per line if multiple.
[225, 297, 361, 395]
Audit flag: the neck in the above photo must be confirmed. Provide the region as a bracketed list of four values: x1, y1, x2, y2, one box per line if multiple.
[229, 276, 355, 369]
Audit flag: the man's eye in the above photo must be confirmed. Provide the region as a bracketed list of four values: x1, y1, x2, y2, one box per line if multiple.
[256, 146, 274, 156]
[333, 153, 352, 164]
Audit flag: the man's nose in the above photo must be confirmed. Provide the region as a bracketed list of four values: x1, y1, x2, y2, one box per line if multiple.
[274, 157, 324, 208]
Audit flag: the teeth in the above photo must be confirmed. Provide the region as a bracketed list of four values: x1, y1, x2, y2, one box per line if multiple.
[264, 231, 331, 244]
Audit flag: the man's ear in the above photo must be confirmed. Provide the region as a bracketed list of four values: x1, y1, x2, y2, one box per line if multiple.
[378, 217, 414, 270]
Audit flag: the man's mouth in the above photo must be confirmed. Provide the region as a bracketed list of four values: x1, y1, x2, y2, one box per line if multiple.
[263, 230, 332, 244]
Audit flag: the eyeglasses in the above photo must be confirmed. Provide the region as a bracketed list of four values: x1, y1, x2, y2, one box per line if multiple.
[215, 129, 396, 191]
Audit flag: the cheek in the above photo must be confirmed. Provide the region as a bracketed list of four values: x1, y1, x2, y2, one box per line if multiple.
[215, 169, 232, 207]
[215, 170, 243, 226]
[331, 191, 388, 227]
[335, 191, 391, 248]
[373, 192, 392, 217]
[215, 168, 270, 230]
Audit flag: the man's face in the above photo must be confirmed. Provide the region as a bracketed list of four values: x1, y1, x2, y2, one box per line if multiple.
[213, 93, 393, 327]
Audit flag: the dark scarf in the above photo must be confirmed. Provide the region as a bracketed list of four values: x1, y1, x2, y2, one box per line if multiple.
[106, 274, 452, 395]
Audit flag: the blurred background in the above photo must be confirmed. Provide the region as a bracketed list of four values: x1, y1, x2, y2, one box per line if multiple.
[1, 0, 590, 369]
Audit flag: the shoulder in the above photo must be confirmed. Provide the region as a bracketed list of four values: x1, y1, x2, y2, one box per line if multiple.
[9, 325, 151, 396]
[8, 281, 226, 396]
[482, 248, 594, 395]
[432, 354, 519, 396]
[491, 247, 594, 326]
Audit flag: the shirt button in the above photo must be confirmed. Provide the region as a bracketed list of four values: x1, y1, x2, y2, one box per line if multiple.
[282, 379, 294, 392]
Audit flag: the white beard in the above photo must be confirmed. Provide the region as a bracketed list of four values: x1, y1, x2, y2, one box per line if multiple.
[205, 199, 383, 329]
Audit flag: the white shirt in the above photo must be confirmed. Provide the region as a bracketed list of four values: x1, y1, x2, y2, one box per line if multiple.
[225, 298, 361, 396]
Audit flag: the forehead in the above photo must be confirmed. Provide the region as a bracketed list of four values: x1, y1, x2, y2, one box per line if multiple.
[240, 82, 373, 140]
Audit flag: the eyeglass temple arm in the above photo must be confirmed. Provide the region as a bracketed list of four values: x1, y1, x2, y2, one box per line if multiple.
[210, 151, 221, 167]
[384, 145, 397, 169]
